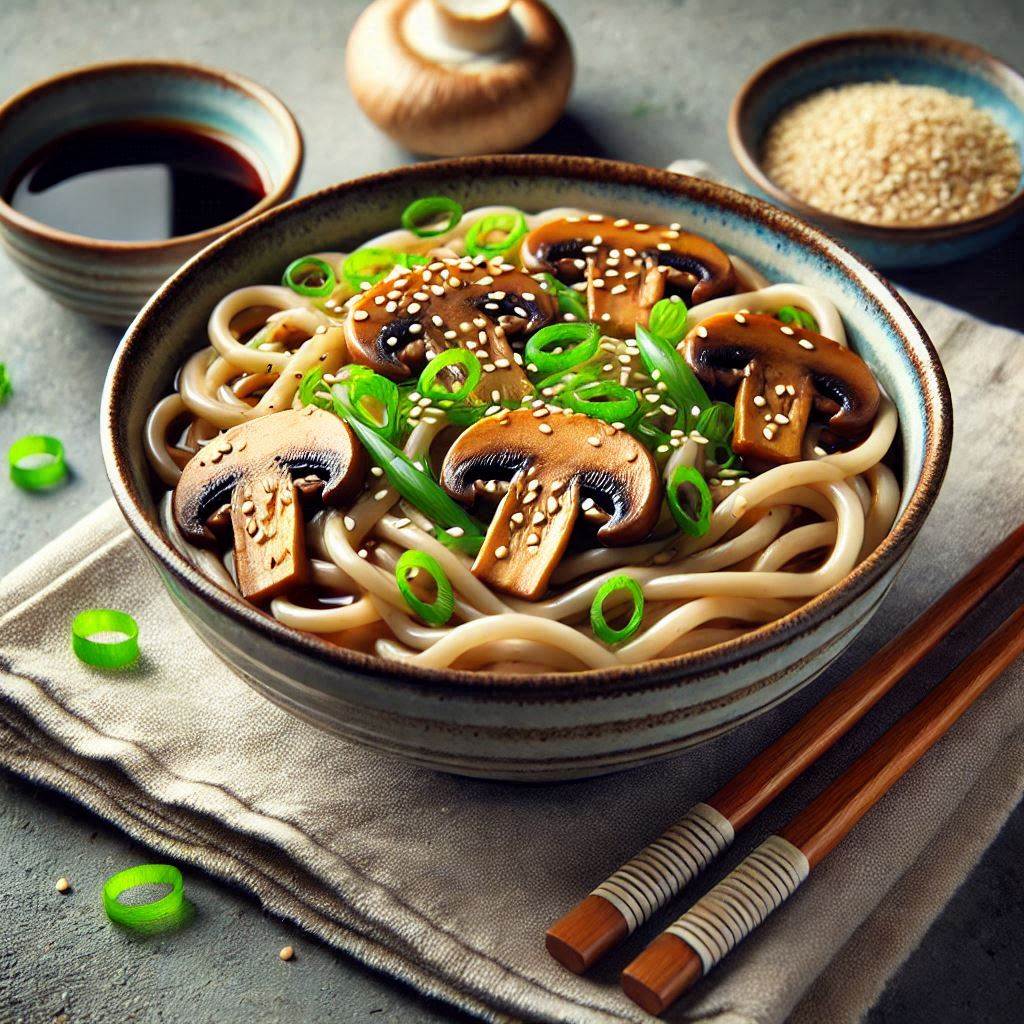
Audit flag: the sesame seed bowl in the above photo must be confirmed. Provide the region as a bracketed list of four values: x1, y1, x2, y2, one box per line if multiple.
[729, 29, 1024, 268]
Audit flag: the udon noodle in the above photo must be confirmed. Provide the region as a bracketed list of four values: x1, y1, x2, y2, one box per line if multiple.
[146, 204, 900, 674]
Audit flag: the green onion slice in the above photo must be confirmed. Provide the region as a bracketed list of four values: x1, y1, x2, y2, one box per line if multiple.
[282, 256, 336, 298]
[667, 464, 713, 537]
[347, 369, 402, 440]
[777, 305, 819, 333]
[464, 211, 528, 258]
[695, 401, 738, 467]
[590, 575, 645, 645]
[0, 363, 11, 404]
[401, 196, 463, 238]
[417, 349, 482, 404]
[103, 864, 184, 927]
[635, 323, 710, 420]
[342, 248, 427, 290]
[525, 322, 601, 374]
[434, 527, 484, 556]
[8, 435, 67, 490]
[541, 272, 588, 321]
[395, 550, 455, 626]
[648, 297, 689, 345]
[561, 378, 639, 424]
[332, 384, 484, 540]
[298, 367, 331, 409]
[71, 609, 140, 669]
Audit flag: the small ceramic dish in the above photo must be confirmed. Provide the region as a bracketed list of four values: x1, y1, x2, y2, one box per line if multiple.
[102, 155, 951, 781]
[729, 30, 1024, 268]
[0, 60, 302, 326]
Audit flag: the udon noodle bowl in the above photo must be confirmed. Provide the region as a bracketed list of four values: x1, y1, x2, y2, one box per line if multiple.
[146, 201, 900, 674]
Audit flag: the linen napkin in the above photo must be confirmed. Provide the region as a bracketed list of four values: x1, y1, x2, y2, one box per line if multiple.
[2, 294, 1023, 1024]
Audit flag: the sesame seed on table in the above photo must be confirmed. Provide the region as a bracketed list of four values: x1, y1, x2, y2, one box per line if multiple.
[0, 1, 1022, 1023]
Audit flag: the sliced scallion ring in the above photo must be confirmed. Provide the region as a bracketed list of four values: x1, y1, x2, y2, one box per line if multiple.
[298, 367, 332, 409]
[417, 349, 482, 404]
[8, 435, 67, 490]
[0, 363, 11, 404]
[777, 305, 819, 333]
[667, 464, 713, 537]
[395, 550, 455, 626]
[401, 196, 463, 238]
[525, 322, 601, 374]
[72, 609, 139, 669]
[464, 211, 528, 258]
[648, 297, 689, 344]
[282, 256, 336, 298]
[103, 864, 184, 927]
[590, 575, 644, 645]
[561, 378, 639, 424]
[342, 248, 427, 290]
[541, 273, 587, 321]
[348, 370, 402, 440]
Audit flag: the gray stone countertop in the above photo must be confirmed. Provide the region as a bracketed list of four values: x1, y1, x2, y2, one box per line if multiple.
[1, 0, 1022, 1021]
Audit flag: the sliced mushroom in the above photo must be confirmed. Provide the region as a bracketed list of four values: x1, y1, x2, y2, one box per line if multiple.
[173, 407, 367, 603]
[345, 258, 557, 405]
[682, 312, 881, 464]
[440, 408, 661, 599]
[521, 215, 735, 337]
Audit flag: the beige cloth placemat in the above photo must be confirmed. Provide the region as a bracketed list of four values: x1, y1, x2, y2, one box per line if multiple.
[2, 295, 1023, 1024]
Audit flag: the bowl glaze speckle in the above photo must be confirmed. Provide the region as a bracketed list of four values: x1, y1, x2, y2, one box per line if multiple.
[102, 156, 951, 780]
[0, 60, 302, 326]
[729, 30, 1024, 268]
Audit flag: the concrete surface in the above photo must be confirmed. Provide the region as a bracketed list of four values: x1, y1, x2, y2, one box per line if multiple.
[1, 0, 1022, 1021]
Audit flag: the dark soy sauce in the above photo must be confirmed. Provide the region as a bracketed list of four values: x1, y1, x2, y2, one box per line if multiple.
[4, 120, 267, 241]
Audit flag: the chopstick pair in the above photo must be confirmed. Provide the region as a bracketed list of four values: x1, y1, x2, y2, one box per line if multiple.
[545, 524, 1024, 1014]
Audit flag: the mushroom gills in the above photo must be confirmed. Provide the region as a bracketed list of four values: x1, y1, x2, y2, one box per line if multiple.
[473, 475, 582, 600]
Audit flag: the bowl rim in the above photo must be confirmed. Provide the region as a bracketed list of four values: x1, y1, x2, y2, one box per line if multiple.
[0, 58, 304, 254]
[727, 28, 1024, 242]
[102, 153, 953, 697]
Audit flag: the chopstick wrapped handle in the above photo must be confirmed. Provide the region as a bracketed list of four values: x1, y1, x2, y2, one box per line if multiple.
[546, 803, 734, 972]
[621, 835, 809, 1014]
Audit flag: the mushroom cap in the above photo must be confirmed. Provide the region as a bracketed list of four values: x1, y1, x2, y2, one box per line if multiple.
[521, 215, 736, 305]
[682, 312, 881, 435]
[345, 0, 574, 156]
[173, 407, 367, 545]
[440, 408, 661, 546]
[345, 257, 556, 399]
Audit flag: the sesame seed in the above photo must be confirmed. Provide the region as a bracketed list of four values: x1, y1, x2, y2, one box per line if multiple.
[539, 422, 553, 434]
[587, 436, 601, 447]
[697, 325, 708, 338]
[734, 313, 747, 324]
[798, 339, 815, 350]
[763, 427, 775, 440]
[753, 395, 767, 407]
[780, 325, 795, 336]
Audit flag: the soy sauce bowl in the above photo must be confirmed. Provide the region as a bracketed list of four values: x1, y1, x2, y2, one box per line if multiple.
[729, 30, 1024, 268]
[0, 60, 302, 326]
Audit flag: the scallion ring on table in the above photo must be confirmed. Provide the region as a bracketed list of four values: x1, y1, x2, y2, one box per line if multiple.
[590, 574, 645, 645]
[648, 297, 689, 344]
[281, 256, 337, 298]
[667, 464, 713, 537]
[103, 864, 184, 927]
[0, 363, 11, 404]
[395, 550, 455, 626]
[342, 248, 427, 290]
[464, 211, 528, 258]
[777, 305, 819, 333]
[560, 378, 639, 424]
[417, 348, 482, 405]
[525, 322, 601, 375]
[71, 609, 140, 669]
[401, 196, 463, 238]
[8, 434, 67, 490]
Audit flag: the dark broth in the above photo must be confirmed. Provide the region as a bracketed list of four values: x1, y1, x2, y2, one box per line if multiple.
[4, 119, 267, 241]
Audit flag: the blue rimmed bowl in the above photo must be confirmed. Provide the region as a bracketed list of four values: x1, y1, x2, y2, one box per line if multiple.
[729, 30, 1024, 268]
[0, 60, 302, 326]
[102, 155, 951, 780]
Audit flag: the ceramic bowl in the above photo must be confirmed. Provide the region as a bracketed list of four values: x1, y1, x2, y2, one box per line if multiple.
[729, 30, 1024, 268]
[102, 155, 951, 781]
[0, 60, 302, 326]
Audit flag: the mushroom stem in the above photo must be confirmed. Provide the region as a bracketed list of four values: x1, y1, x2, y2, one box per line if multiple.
[430, 0, 516, 53]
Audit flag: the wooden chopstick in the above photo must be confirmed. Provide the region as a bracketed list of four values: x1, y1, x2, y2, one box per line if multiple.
[545, 524, 1024, 974]
[621, 599, 1024, 1014]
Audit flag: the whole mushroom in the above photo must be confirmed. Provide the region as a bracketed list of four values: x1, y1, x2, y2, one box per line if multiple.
[346, 0, 573, 156]
[440, 408, 661, 600]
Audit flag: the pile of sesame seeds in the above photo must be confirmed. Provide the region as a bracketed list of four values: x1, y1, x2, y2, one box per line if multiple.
[761, 82, 1021, 226]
